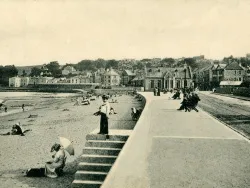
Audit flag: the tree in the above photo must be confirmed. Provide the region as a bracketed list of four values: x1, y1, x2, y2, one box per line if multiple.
[30, 67, 42, 77]
[46, 61, 62, 77]
[161, 58, 175, 67]
[77, 60, 95, 71]
[95, 59, 106, 69]
[0, 65, 18, 86]
[22, 70, 27, 76]
[106, 59, 119, 69]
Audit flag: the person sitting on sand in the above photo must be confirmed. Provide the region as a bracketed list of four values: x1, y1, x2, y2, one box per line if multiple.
[0, 123, 24, 136]
[109, 107, 117, 115]
[44, 143, 66, 178]
[0, 122, 32, 136]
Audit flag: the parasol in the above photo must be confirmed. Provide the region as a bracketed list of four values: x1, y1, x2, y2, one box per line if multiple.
[59, 137, 74, 156]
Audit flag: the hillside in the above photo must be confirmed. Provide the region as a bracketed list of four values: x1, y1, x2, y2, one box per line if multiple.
[16, 65, 42, 76]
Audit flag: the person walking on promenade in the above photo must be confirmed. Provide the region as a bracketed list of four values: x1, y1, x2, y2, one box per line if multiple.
[98, 95, 110, 137]
[157, 87, 161, 96]
[4, 106, 7, 112]
[22, 104, 25, 112]
[154, 87, 157, 96]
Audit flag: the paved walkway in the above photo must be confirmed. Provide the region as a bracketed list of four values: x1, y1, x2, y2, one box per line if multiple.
[102, 92, 250, 188]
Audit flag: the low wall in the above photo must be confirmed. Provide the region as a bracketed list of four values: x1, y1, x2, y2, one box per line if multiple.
[216, 87, 250, 97]
[101, 92, 151, 188]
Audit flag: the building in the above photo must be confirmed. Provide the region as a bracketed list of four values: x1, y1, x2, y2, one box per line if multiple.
[103, 68, 121, 86]
[62, 65, 78, 75]
[193, 64, 214, 90]
[246, 53, 250, 59]
[70, 75, 93, 84]
[144, 64, 193, 90]
[131, 75, 144, 87]
[29, 77, 39, 85]
[20, 77, 30, 86]
[9, 76, 21, 87]
[93, 69, 105, 84]
[37, 77, 54, 84]
[121, 70, 136, 86]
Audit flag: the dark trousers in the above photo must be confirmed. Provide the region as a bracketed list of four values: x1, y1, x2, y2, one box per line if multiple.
[100, 113, 109, 134]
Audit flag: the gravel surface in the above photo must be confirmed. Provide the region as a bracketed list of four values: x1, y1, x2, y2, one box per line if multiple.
[198, 92, 250, 139]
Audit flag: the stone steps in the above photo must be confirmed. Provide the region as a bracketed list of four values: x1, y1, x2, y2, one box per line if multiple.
[77, 162, 112, 172]
[85, 140, 125, 149]
[71, 180, 102, 188]
[75, 171, 108, 181]
[86, 134, 129, 141]
[72, 129, 133, 188]
[83, 147, 121, 156]
[80, 154, 117, 164]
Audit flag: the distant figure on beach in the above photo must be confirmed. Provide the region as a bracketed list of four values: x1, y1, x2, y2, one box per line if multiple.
[109, 107, 117, 115]
[4, 106, 7, 112]
[22, 104, 25, 112]
[44, 143, 66, 178]
[98, 95, 110, 137]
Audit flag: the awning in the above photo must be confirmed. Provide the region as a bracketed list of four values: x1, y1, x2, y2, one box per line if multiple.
[220, 81, 242, 86]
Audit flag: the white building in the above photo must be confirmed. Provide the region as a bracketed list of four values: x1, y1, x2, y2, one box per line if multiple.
[20, 77, 30, 86]
[38, 77, 53, 84]
[9, 76, 21, 87]
[103, 68, 121, 86]
[62, 66, 78, 75]
[69, 75, 93, 84]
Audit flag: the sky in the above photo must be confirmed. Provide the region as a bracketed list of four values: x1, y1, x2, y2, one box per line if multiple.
[0, 0, 250, 66]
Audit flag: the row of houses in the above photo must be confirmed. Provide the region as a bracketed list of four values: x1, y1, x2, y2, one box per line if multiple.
[9, 68, 122, 87]
[193, 61, 250, 90]
[10, 61, 249, 90]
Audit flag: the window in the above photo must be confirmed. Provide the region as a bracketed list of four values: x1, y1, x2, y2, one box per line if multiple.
[239, 77, 241, 81]
[239, 71, 241, 75]
[158, 69, 161, 72]
[151, 80, 154, 88]
[235, 70, 237, 74]
[148, 69, 152, 72]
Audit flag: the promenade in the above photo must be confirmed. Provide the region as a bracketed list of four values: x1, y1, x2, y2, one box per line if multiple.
[102, 92, 250, 188]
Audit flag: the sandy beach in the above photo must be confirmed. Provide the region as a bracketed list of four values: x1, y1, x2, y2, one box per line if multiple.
[0, 93, 143, 188]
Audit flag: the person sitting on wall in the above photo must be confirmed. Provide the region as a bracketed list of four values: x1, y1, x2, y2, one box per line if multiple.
[172, 90, 181, 100]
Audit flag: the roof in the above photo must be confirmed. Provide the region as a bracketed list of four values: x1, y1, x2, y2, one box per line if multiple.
[224, 61, 244, 70]
[220, 81, 242, 86]
[124, 70, 136, 76]
[131, 76, 144, 81]
[104, 69, 120, 76]
[217, 63, 227, 69]
[146, 67, 192, 79]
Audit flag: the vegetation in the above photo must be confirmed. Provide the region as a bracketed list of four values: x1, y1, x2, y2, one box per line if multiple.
[0, 65, 18, 86]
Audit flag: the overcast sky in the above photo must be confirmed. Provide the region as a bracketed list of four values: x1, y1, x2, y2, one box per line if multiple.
[0, 0, 250, 66]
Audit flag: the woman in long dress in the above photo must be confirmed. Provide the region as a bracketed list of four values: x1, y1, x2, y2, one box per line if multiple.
[45, 143, 66, 178]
